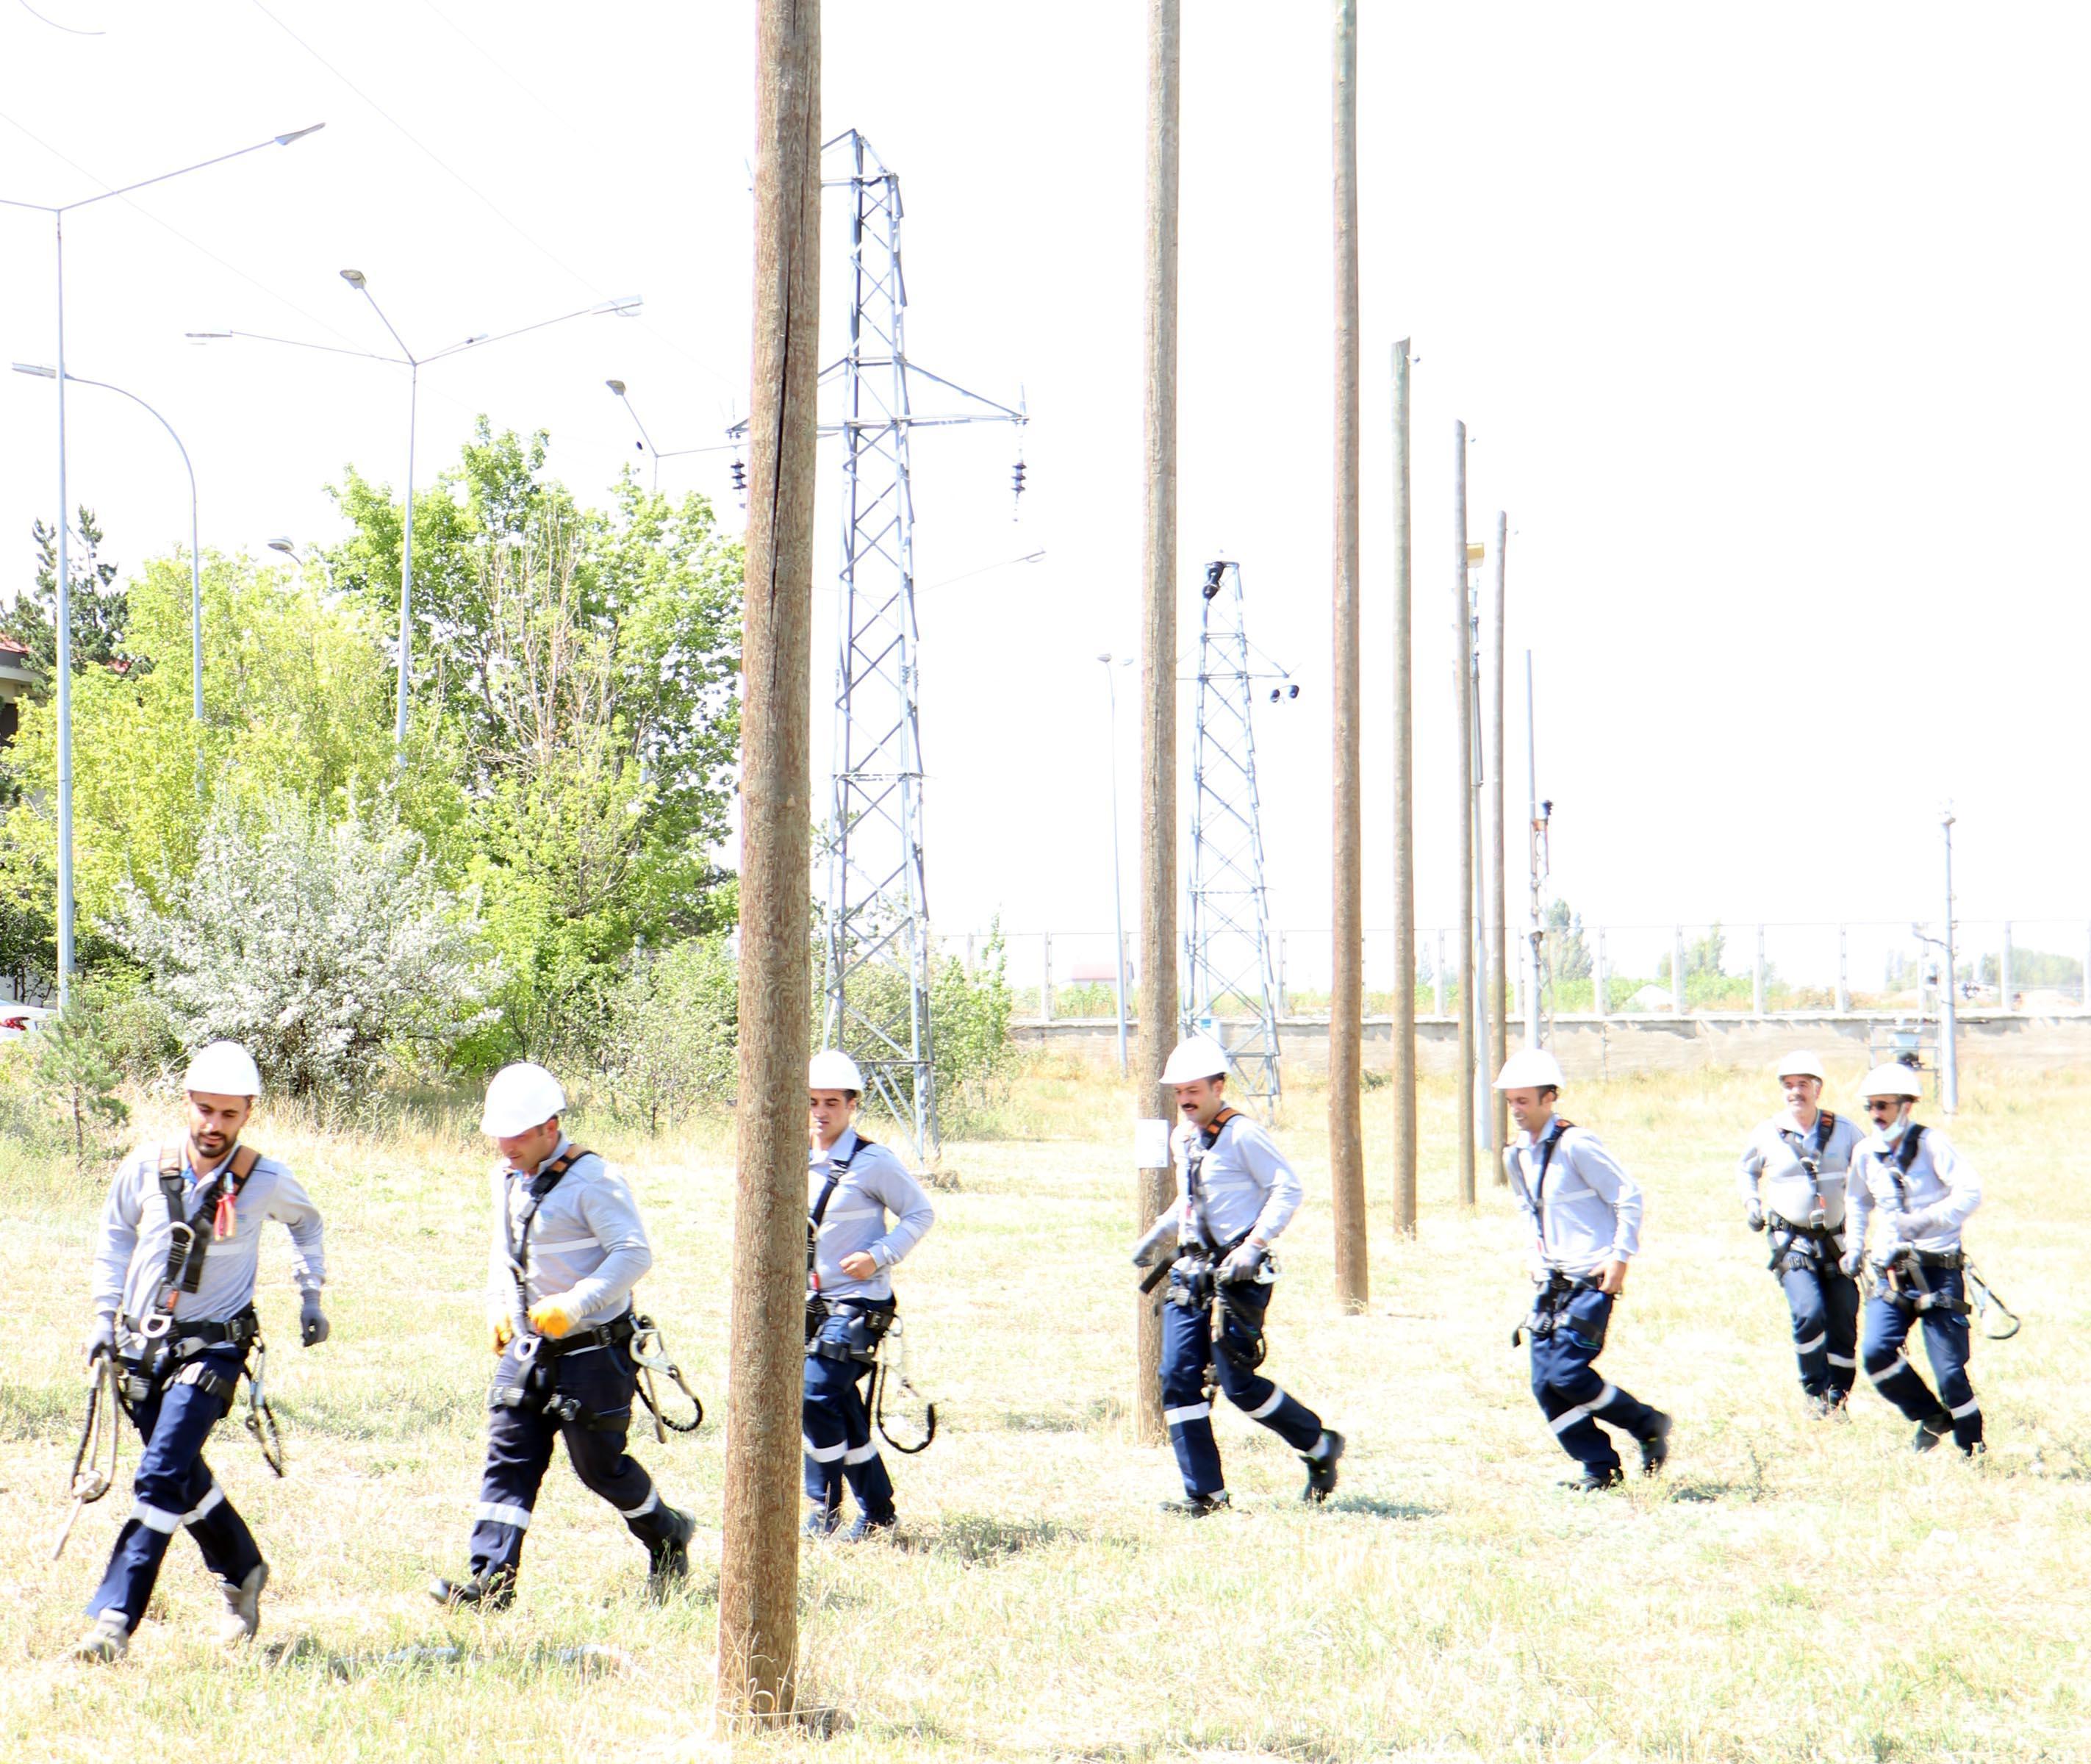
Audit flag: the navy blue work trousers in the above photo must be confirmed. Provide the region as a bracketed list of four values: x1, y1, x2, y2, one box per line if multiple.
[87, 1347, 263, 1631]
[1862, 1270, 1981, 1449]
[1528, 1288, 1663, 1475]
[1773, 1249, 1861, 1397]
[803, 1300, 897, 1520]
[1159, 1278, 1324, 1499]
[468, 1330, 672, 1579]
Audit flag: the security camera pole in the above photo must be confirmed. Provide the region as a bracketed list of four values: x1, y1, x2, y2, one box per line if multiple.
[1328, 0, 1368, 1308]
[1134, 0, 1182, 1446]
[718, 0, 819, 1728]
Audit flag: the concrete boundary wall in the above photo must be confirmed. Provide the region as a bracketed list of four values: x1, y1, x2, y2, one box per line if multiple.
[1014, 1013, 2091, 1080]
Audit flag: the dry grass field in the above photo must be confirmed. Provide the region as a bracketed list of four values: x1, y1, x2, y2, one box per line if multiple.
[2, 1054, 2087, 1762]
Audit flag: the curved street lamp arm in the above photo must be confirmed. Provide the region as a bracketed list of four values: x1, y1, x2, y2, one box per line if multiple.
[187, 328, 404, 365]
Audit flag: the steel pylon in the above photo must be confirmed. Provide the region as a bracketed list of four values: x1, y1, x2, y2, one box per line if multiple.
[1183, 560, 1287, 1115]
[815, 130, 1025, 1167]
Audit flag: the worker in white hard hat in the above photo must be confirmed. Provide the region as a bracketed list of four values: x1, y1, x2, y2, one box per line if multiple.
[1130, 1035, 1344, 1516]
[1841, 1063, 1987, 1455]
[1737, 1053, 1866, 1416]
[74, 1041, 328, 1663]
[804, 1049, 936, 1541]
[431, 1062, 693, 1610]
[1495, 1046, 1672, 1491]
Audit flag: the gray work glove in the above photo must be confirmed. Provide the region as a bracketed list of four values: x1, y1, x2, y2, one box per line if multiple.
[1131, 1213, 1180, 1270]
[1743, 1200, 1765, 1233]
[299, 1292, 331, 1347]
[1890, 1208, 1935, 1242]
[83, 1313, 115, 1364]
[1218, 1241, 1269, 1285]
[1838, 1247, 1867, 1279]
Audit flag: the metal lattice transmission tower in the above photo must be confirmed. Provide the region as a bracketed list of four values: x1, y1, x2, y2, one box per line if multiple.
[1183, 560, 1290, 1115]
[815, 129, 1025, 1166]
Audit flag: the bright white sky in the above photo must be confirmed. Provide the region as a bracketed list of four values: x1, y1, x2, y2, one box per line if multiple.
[4, 3, 2087, 988]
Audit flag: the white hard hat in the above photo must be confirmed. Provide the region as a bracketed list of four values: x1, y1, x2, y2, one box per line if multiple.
[1493, 1047, 1565, 1091]
[1858, 1062, 1924, 1100]
[808, 1049, 866, 1093]
[1774, 1051, 1826, 1082]
[481, 1062, 567, 1137]
[1161, 1036, 1230, 1086]
[184, 1041, 262, 1098]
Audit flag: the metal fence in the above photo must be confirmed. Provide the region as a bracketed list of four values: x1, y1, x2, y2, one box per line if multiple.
[945, 919, 2091, 1022]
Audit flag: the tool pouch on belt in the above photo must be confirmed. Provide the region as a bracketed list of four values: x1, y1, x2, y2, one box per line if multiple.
[1514, 1274, 1602, 1348]
[1768, 1223, 1836, 1277]
[1166, 1252, 1215, 1313]
[489, 1337, 627, 1431]
[811, 1302, 894, 1367]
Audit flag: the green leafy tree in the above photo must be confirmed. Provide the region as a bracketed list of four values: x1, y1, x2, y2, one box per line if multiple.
[598, 936, 739, 1130]
[1545, 899, 1593, 980]
[35, 997, 131, 1164]
[2, 509, 137, 688]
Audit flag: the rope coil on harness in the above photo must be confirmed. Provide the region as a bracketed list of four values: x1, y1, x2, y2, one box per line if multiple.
[871, 1313, 936, 1455]
[244, 1337, 286, 1477]
[1965, 1261, 2022, 1341]
[629, 1314, 704, 1439]
[50, 1352, 122, 1563]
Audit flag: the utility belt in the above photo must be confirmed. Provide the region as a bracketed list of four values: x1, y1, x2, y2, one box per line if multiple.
[806, 1294, 897, 1368]
[1513, 1271, 1602, 1347]
[492, 1311, 641, 1431]
[1767, 1217, 1844, 1275]
[111, 1304, 284, 1477]
[1873, 1248, 1971, 1315]
[1166, 1236, 1273, 1381]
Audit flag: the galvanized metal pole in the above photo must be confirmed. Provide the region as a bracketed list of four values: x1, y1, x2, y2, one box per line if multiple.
[718, 0, 819, 1725]
[1328, 0, 1368, 1305]
[1102, 657, 1129, 1073]
[2000, 920, 2013, 1011]
[1524, 648, 1542, 1048]
[52, 216, 75, 1003]
[1753, 924, 1765, 1016]
[1837, 925, 1850, 1013]
[1672, 925, 1687, 1016]
[1488, 510, 1509, 1168]
[1391, 340, 1417, 1237]
[1594, 926, 1607, 1017]
[1452, 421, 1476, 1206]
[1940, 811, 1959, 1113]
[1133, 0, 1182, 1445]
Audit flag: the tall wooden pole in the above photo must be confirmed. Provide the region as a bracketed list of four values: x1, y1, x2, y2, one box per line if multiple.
[1329, 0, 1367, 1310]
[1391, 342, 1416, 1236]
[1488, 509, 1510, 1175]
[1452, 421, 1477, 1207]
[1133, 0, 1180, 1446]
[718, 0, 819, 1728]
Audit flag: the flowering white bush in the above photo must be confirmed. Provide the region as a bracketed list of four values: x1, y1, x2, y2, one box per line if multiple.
[105, 797, 500, 1097]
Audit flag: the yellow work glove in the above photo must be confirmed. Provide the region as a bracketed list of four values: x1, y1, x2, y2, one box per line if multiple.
[528, 1297, 580, 1340]
[489, 1313, 515, 1354]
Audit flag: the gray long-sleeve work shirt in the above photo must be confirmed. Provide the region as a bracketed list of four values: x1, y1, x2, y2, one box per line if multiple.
[808, 1126, 933, 1304]
[1167, 1111, 1305, 1249]
[93, 1139, 325, 1324]
[1848, 1125, 1982, 1258]
[1737, 1108, 1863, 1230]
[485, 1136, 653, 1330]
[1503, 1120, 1643, 1278]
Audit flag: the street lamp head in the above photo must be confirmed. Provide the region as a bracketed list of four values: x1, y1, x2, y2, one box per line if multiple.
[184, 331, 232, 343]
[595, 295, 643, 317]
[273, 123, 327, 147]
[606, 379, 628, 396]
[1097, 651, 1111, 664]
[340, 268, 367, 289]
[10, 362, 57, 379]
[267, 537, 298, 557]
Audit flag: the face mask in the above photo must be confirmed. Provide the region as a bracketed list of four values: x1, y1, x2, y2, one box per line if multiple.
[1874, 1110, 1907, 1145]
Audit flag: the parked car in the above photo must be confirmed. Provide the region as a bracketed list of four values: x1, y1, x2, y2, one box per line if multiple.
[0, 1003, 54, 1041]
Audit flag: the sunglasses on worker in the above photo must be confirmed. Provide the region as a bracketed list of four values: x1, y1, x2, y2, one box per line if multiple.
[1864, 1098, 1904, 1115]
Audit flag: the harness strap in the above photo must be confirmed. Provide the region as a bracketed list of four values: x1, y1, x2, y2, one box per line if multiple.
[806, 1132, 875, 1285]
[1183, 1107, 1241, 1252]
[504, 1146, 595, 1315]
[151, 1144, 261, 1319]
[1529, 1117, 1576, 1255]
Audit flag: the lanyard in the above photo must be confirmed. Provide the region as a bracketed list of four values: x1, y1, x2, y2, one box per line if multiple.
[1528, 1117, 1574, 1252]
[1184, 1108, 1239, 1250]
[505, 1147, 588, 1301]
[807, 1131, 873, 1287]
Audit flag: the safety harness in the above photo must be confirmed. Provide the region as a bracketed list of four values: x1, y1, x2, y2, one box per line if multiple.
[49, 1350, 121, 1562]
[1765, 1111, 1845, 1273]
[804, 1130, 873, 1343]
[1512, 1120, 1605, 1347]
[491, 1147, 704, 1434]
[1865, 1126, 2021, 1335]
[1161, 1108, 1274, 1383]
[115, 1143, 283, 1476]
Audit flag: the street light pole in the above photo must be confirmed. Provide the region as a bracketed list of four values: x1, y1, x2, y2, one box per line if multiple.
[1, 123, 325, 1002]
[268, 537, 337, 594]
[606, 379, 742, 495]
[1940, 808, 1959, 1114]
[192, 282, 641, 755]
[1101, 651, 1130, 1075]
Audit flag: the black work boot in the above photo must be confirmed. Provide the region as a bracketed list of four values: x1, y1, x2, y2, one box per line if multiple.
[1300, 1430, 1345, 1504]
[1913, 1414, 1951, 1453]
[1160, 1490, 1230, 1516]
[1561, 1466, 1624, 1493]
[803, 1502, 842, 1539]
[1640, 1410, 1674, 1477]
[429, 1568, 515, 1612]
[648, 1505, 696, 1588]
[841, 1507, 897, 1544]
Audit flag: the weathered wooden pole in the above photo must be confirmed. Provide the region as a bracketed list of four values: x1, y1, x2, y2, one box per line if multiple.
[1391, 340, 1417, 1237]
[1453, 421, 1477, 1206]
[1329, 0, 1368, 1308]
[1133, 0, 1181, 1445]
[1489, 508, 1510, 1177]
[717, 0, 819, 1729]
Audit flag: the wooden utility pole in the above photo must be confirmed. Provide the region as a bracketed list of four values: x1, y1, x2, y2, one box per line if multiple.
[1133, 0, 1180, 1446]
[1329, 0, 1367, 1310]
[718, 0, 819, 1729]
[1391, 341, 1416, 1236]
[1452, 421, 1477, 1207]
[1488, 509, 1509, 1174]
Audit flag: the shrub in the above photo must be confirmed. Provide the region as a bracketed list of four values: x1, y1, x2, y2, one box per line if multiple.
[104, 795, 500, 1098]
[598, 936, 738, 1131]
